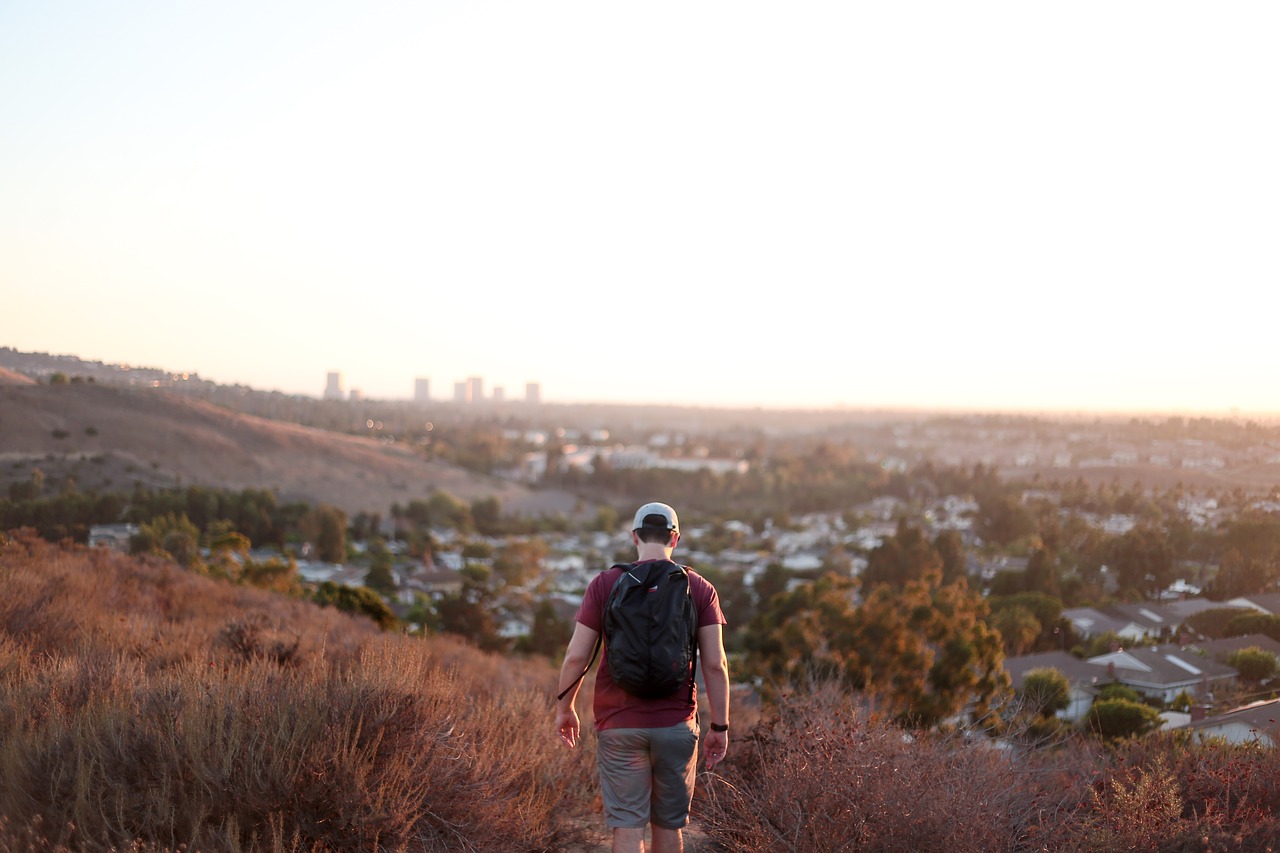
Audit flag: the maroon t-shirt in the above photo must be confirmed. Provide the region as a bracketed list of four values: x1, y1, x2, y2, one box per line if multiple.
[575, 559, 726, 731]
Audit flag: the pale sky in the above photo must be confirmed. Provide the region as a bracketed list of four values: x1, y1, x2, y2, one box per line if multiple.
[2, 2, 1277, 414]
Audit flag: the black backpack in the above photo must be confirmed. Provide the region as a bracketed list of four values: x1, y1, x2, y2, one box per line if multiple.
[558, 560, 699, 702]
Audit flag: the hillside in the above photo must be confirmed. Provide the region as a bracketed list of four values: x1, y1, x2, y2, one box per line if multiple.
[0, 531, 600, 851]
[0, 383, 584, 519]
[0, 366, 36, 386]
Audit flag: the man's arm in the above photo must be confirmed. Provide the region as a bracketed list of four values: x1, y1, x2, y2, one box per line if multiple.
[555, 621, 599, 749]
[698, 623, 730, 769]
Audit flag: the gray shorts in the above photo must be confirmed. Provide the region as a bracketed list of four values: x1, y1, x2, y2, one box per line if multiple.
[596, 720, 700, 829]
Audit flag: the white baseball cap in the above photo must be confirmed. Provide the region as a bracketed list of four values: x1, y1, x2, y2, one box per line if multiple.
[632, 501, 679, 533]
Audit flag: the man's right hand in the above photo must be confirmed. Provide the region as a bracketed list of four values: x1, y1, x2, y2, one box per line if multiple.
[703, 728, 728, 770]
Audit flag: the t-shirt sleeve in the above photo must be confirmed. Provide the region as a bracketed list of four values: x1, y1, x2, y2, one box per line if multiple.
[692, 573, 727, 628]
[575, 573, 608, 633]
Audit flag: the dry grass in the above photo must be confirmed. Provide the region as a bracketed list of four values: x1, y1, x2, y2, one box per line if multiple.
[0, 530, 597, 852]
[9, 528, 1280, 852]
[694, 682, 1280, 853]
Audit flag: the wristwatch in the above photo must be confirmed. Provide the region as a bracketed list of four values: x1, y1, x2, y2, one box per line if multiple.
[709, 722, 729, 732]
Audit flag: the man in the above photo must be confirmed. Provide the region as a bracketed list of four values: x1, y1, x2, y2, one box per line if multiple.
[556, 501, 730, 853]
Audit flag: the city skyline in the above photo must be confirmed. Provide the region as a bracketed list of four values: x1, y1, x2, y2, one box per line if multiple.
[2, 2, 1277, 416]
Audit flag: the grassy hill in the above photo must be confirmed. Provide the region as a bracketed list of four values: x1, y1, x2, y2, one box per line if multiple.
[0, 531, 601, 851]
[7, 533, 1280, 851]
[0, 383, 583, 520]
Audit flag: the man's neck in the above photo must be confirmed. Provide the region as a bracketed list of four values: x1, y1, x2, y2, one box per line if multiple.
[635, 544, 673, 562]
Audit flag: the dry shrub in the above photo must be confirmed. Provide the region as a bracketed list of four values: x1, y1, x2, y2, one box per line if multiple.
[697, 677, 1280, 853]
[697, 682, 1034, 852]
[1055, 734, 1280, 852]
[694, 680, 1110, 853]
[0, 532, 598, 852]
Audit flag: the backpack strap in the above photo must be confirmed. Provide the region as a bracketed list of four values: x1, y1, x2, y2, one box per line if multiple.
[557, 634, 602, 701]
[556, 563, 634, 702]
[680, 563, 699, 705]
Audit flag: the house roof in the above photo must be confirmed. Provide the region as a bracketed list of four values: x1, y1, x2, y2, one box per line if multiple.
[1062, 607, 1129, 637]
[1184, 698, 1280, 739]
[1003, 651, 1106, 691]
[1088, 643, 1238, 689]
[1105, 603, 1178, 631]
[1196, 634, 1280, 661]
[1162, 598, 1244, 620]
[1063, 602, 1190, 638]
[1233, 592, 1280, 615]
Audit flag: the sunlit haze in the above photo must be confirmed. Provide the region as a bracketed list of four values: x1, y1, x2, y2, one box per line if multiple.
[2, 2, 1277, 415]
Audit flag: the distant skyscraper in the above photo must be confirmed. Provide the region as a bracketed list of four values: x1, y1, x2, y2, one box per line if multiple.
[454, 381, 468, 403]
[466, 376, 483, 403]
[492, 385, 505, 403]
[324, 371, 343, 400]
[414, 378, 431, 403]
[525, 382, 541, 405]
[349, 388, 363, 402]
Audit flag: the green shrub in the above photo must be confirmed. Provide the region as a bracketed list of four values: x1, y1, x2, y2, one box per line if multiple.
[1087, 699, 1162, 740]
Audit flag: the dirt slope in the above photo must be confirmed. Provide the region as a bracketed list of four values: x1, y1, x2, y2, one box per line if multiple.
[0, 384, 583, 519]
[0, 367, 37, 385]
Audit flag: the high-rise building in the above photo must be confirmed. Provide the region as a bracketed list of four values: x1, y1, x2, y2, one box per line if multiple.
[414, 378, 431, 403]
[454, 381, 468, 403]
[466, 376, 483, 403]
[324, 372, 344, 400]
[492, 386, 505, 403]
[525, 382, 541, 405]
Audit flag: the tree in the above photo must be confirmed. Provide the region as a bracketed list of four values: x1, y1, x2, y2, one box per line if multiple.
[241, 555, 302, 596]
[493, 539, 548, 587]
[1086, 698, 1161, 739]
[8, 469, 45, 502]
[136, 513, 201, 568]
[1109, 525, 1175, 599]
[1226, 612, 1280, 643]
[1226, 646, 1278, 685]
[861, 521, 943, 588]
[312, 581, 398, 630]
[932, 529, 967, 585]
[977, 495, 1036, 547]
[363, 540, 396, 595]
[991, 606, 1041, 656]
[206, 527, 251, 581]
[437, 565, 503, 651]
[300, 504, 347, 563]
[1020, 668, 1071, 718]
[1205, 515, 1280, 598]
[747, 572, 1008, 728]
[752, 563, 792, 613]
[471, 496, 504, 537]
[1023, 547, 1060, 597]
[519, 598, 574, 658]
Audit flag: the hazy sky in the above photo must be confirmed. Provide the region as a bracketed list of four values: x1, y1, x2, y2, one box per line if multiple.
[2, 2, 1277, 414]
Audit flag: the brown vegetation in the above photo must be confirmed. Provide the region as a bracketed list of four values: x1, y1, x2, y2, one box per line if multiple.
[6, 530, 1280, 851]
[0, 531, 597, 852]
[695, 683, 1280, 852]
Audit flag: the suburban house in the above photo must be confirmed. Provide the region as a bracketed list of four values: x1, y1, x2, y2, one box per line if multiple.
[88, 523, 140, 551]
[1004, 641, 1241, 715]
[1184, 698, 1280, 746]
[1086, 643, 1238, 704]
[1062, 604, 1176, 643]
[1226, 592, 1280, 616]
[1196, 633, 1280, 662]
[1003, 650, 1102, 721]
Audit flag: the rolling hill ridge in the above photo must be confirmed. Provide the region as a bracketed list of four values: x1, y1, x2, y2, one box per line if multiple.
[0, 382, 582, 519]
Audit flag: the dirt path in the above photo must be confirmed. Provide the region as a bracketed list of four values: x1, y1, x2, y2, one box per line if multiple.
[568, 821, 715, 852]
